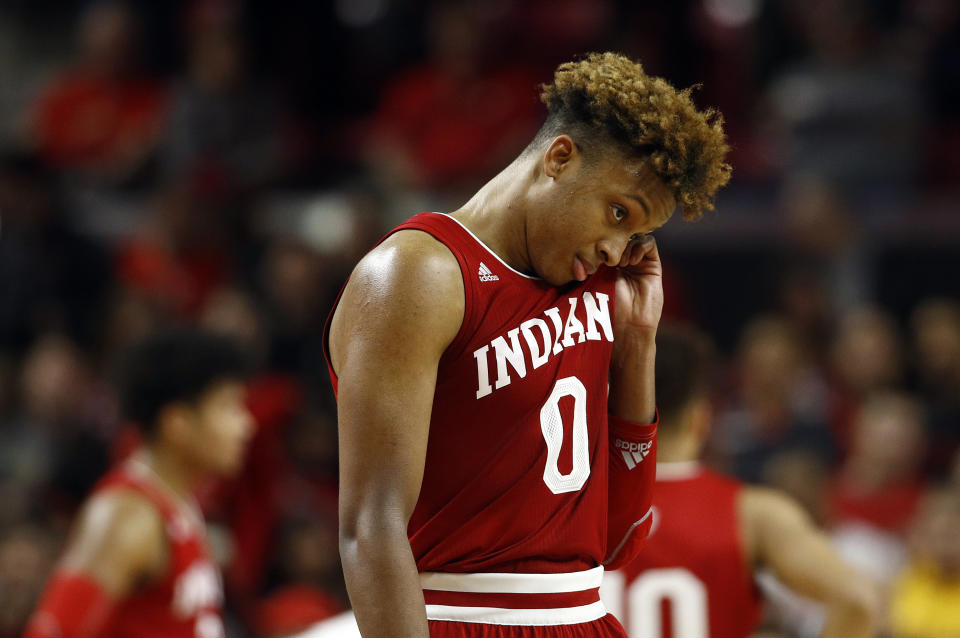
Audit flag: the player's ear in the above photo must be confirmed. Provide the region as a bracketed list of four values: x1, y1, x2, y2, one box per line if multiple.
[543, 135, 577, 180]
[156, 402, 194, 446]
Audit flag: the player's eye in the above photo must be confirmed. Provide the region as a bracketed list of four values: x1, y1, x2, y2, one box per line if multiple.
[612, 205, 627, 223]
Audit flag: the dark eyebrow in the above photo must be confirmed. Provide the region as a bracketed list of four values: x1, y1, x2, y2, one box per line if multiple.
[628, 194, 651, 218]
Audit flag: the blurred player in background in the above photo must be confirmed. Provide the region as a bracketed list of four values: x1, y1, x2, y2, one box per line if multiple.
[601, 326, 877, 638]
[324, 52, 730, 637]
[24, 328, 254, 638]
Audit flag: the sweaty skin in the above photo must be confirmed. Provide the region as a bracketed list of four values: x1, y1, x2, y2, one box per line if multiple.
[329, 135, 675, 637]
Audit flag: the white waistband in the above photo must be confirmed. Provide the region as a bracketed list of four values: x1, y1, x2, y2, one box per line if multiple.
[420, 566, 604, 594]
[425, 601, 607, 626]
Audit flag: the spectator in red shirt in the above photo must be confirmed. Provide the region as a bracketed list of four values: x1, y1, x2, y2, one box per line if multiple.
[30, 2, 167, 183]
[825, 393, 927, 604]
[361, 2, 541, 195]
[115, 181, 231, 319]
[828, 393, 928, 536]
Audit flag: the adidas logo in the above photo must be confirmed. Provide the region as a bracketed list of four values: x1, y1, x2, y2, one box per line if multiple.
[615, 438, 652, 470]
[478, 262, 499, 282]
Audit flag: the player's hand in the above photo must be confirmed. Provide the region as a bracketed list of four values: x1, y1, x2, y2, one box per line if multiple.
[613, 235, 663, 337]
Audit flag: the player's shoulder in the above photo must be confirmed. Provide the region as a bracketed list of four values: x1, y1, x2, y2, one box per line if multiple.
[67, 485, 164, 562]
[81, 487, 165, 545]
[329, 228, 465, 369]
[363, 228, 462, 283]
[344, 228, 464, 318]
[739, 486, 807, 522]
[53, 485, 168, 594]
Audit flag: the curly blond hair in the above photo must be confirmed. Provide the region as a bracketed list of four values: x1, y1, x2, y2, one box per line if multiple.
[539, 52, 731, 219]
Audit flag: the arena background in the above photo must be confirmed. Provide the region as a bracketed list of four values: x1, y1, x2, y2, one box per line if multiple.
[0, 1, 958, 636]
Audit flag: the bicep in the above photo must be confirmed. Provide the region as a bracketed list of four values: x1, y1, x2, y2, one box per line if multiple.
[331, 236, 464, 527]
[746, 489, 859, 603]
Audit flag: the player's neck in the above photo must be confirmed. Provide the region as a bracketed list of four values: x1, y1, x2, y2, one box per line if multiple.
[450, 156, 537, 277]
[135, 445, 205, 503]
[656, 430, 702, 463]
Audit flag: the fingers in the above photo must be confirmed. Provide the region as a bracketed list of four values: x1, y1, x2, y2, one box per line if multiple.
[620, 235, 658, 267]
[638, 235, 659, 265]
[618, 243, 633, 268]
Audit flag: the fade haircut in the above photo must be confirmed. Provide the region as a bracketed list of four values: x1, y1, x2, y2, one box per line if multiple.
[535, 52, 731, 219]
[655, 325, 715, 429]
[119, 327, 249, 437]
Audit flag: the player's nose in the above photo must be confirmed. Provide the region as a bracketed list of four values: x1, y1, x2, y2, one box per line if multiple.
[596, 237, 630, 267]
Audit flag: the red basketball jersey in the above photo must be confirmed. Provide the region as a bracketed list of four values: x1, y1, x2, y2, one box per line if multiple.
[94, 460, 225, 638]
[602, 463, 763, 638]
[324, 212, 657, 582]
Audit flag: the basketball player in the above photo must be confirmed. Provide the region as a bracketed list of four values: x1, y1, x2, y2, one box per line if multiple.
[601, 326, 877, 638]
[323, 53, 731, 637]
[24, 329, 254, 638]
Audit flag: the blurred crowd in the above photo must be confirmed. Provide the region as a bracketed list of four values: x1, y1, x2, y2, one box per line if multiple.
[0, 1, 958, 637]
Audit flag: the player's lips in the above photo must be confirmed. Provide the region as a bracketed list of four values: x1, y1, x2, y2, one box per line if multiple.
[573, 256, 595, 282]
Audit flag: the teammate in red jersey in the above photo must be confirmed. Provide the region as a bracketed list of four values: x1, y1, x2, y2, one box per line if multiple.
[24, 328, 254, 638]
[323, 52, 730, 637]
[601, 326, 877, 638]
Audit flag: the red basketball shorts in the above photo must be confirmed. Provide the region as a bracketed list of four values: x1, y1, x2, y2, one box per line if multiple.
[428, 614, 626, 637]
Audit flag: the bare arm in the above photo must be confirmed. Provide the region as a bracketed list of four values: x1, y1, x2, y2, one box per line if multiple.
[608, 334, 656, 423]
[741, 488, 878, 638]
[58, 490, 166, 596]
[25, 491, 165, 638]
[609, 236, 661, 424]
[329, 231, 464, 638]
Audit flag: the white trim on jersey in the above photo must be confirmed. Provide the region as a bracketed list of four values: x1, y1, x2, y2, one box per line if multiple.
[655, 461, 703, 481]
[289, 611, 361, 638]
[603, 507, 654, 566]
[425, 601, 607, 626]
[436, 213, 542, 280]
[420, 566, 604, 593]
